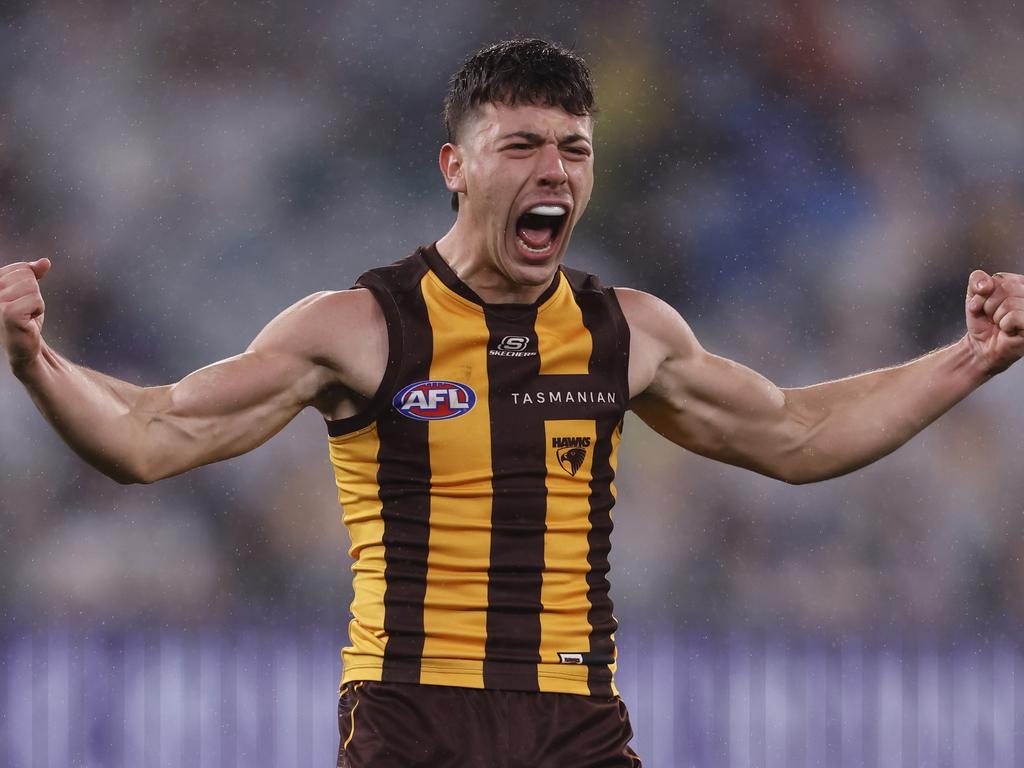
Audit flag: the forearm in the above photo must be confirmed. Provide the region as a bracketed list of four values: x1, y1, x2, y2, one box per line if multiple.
[13, 342, 158, 483]
[781, 336, 990, 483]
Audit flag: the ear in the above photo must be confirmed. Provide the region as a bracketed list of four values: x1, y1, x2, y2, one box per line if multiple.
[439, 143, 467, 195]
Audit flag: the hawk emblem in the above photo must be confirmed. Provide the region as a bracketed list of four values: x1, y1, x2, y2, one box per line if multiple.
[556, 447, 587, 477]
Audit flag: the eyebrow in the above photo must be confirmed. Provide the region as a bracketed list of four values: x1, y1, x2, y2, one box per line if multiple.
[498, 130, 592, 146]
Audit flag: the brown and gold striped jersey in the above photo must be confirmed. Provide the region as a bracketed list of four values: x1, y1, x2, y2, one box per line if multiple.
[326, 244, 630, 696]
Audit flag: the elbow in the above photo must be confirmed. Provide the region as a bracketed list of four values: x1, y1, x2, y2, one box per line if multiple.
[109, 466, 156, 485]
[106, 456, 162, 485]
[115, 473, 158, 486]
[770, 453, 847, 485]
[769, 410, 833, 485]
[767, 434, 825, 485]
[755, 462, 815, 485]
[778, 469, 818, 486]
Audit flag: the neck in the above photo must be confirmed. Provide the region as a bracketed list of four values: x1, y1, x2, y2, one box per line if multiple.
[435, 220, 557, 305]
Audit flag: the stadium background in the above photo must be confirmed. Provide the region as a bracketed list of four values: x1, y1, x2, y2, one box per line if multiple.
[2, 0, 1024, 765]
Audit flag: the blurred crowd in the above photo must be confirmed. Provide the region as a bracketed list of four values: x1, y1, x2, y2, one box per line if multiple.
[2, 0, 1024, 635]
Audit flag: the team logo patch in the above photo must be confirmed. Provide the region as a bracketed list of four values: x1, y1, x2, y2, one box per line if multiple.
[393, 380, 477, 421]
[553, 436, 590, 476]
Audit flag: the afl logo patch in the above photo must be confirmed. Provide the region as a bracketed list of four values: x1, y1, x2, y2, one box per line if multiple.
[394, 380, 477, 421]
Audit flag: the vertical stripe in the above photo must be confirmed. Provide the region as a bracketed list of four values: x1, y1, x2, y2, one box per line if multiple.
[585, 419, 622, 696]
[582, 291, 626, 696]
[536, 275, 592, 375]
[376, 276, 433, 683]
[535, 272, 600, 694]
[419, 273, 493, 688]
[538, 419, 597, 695]
[329, 426, 387, 679]
[482, 304, 546, 690]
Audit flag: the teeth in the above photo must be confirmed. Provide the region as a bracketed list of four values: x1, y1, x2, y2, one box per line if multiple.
[527, 205, 566, 216]
[517, 236, 553, 254]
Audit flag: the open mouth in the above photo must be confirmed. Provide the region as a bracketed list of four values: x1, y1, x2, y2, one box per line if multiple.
[514, 204, 569, 259]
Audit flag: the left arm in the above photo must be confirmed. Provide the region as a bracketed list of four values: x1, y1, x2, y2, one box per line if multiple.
[621, 270, 1024, 484]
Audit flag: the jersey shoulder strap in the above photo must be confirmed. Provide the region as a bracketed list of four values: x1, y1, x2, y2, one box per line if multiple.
[560, 264, 631, 403]
[325, 248, 430, 436]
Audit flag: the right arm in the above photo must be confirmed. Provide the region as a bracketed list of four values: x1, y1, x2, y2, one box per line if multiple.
[1, 259, 382, 484]
[619, 278, 1020, 484]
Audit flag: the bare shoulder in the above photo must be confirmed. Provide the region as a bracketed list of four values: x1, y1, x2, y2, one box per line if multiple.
[249, 288, 387, 401]
[292, 288, 385, 343]
[249, 288, 382, 353]
[613, 287, 701, 398]
[614, 288, 692, 339]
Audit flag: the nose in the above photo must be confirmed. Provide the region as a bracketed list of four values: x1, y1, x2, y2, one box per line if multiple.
[537, 144, 568, 187]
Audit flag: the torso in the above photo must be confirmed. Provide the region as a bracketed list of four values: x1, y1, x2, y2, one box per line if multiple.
[323, 243, 631, 696]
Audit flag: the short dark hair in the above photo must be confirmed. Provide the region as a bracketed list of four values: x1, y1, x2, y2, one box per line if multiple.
[443, 38, 596, 210]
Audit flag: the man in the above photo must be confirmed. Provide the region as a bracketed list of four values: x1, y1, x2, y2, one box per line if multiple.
[1, 38, 1022, 767]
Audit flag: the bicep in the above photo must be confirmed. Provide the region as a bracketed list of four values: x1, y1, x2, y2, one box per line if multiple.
[632, 351, 792, 466]
[136, 295, 340, 479]
[624, 292, 802, 477]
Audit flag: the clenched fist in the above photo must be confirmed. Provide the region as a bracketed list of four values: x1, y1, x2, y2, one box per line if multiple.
[0, 258, 52, 373]
[965, 269, 1024, 374]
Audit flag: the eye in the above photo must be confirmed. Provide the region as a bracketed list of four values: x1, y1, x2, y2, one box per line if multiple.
[563, 146, 591, 157]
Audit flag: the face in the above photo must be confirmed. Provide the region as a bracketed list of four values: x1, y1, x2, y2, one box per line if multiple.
[440, 102, 594, 292]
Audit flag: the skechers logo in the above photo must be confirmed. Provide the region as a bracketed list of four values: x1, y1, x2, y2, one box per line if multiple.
[553, 436, 590, 476]
[489, 335, 537, 358]
[394, 380, 476, 421]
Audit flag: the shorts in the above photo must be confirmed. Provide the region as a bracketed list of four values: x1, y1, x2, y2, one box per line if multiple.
[337, 680, 643, 768]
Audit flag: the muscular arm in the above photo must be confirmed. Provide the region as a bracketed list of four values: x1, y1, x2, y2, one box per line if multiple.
[621, 271, 1024, 484]
[2, 260, 385, 484]
[17, 302, 336, 484]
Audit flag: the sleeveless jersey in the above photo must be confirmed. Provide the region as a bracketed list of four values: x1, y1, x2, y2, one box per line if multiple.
[326, 244, 630, 697]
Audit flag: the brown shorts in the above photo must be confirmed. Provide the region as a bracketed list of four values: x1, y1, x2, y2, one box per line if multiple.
[337, 681, 643, 768]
